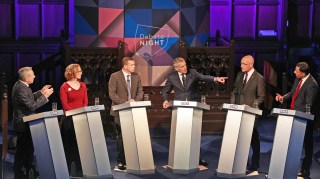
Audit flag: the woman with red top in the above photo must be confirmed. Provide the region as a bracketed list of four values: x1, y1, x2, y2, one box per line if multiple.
[60, 63, 88, 174]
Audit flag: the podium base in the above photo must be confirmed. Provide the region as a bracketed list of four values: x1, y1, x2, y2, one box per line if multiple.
[126, 168, 155, 174]
[83, 174, 113, 179]
[164, 165, 207, 174]
[114, 166, 155, 175]
[266, 175, 303, 179]
[217, 170, 260, 178]
[216, 172, 246, 178]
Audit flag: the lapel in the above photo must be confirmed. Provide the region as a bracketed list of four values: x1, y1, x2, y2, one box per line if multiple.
[130, 73, 136, 93]
[185, 71, 191, 90]
[296, 76, 310, 98]
[242, 71, 256, 91]
[118, 71, 128, 92]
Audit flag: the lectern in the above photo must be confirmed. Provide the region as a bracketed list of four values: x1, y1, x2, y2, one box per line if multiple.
[167, 100, 210, 174]
[217, 103, 262, 178]
[65, 105, 112, 178]
[23, 110, 69, 179]
[112, 101, 155, 174]
[267, 108, 314, 179]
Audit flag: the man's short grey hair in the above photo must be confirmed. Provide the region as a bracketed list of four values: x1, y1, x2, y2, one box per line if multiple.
[18, 67, 32, 81]
[173, 57, 185, 68]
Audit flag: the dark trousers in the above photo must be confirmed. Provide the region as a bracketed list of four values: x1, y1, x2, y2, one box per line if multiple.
[250, 126, 260, 168]
[60, 116, 82, 171]
[14, 130, 34, 179]
[301, 121, 314, 171]
[115, 116, 126, 164]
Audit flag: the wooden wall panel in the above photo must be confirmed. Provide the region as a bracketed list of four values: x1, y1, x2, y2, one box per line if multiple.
[209, 1, 231, 39]
[313, 2, 320, 40]
[296, 4, 312, 38]
[0, 3, 13, 38]
[233, 5, 256, 38]
[257, 5, 278, 33]
[211, 0, 287, 41]
[0, 53, 15, 77]
[18, 4, 41, 38]
[17, 53, 42, 68]
[43, 3, 65, 38]
[255, 52, 278, 72]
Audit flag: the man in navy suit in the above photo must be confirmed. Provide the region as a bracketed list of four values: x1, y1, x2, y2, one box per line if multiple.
[161, 57, 226, 166]
[275, 62, 318, 177]
[12, 67, 53, 179]
[231, 55, 265, 172]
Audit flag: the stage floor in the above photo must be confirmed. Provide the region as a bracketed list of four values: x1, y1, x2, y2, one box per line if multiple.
[1, 118, 320, 179]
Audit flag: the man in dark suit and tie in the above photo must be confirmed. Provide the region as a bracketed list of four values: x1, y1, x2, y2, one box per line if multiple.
[230, 55, 265, 172]
[12, 66, 53, 179]
[275, 62, 318, 177]
[109, 57, 144, 170]
[161, 57, 226, 166]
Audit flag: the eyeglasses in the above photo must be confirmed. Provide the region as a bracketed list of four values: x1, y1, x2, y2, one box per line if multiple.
[241, 63, 250, 66]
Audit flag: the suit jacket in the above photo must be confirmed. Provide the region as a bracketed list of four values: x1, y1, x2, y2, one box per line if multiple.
[230, 70, 265, 106]
[12, 80, 48, 132]
[108, 70, 144, 117]
[161, 69, 215, 101]
[283, 75, 318, 112]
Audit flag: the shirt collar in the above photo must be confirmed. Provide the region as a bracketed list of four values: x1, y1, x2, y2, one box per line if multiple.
[246, 68, 254, 76]
[301, 74, 310, 82]
[122, 70, 131, 77]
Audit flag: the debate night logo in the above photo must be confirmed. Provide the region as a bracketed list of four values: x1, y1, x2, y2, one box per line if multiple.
[134, 24, 170, 56]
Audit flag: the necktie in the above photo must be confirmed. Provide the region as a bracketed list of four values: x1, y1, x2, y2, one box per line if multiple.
[243, 73, 248, 87]
[290, 79, 302, 109]
[182, 74, 186, 88]
[127, 75, 131, 100]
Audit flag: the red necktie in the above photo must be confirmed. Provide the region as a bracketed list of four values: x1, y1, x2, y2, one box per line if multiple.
[290, 80, 302, 109]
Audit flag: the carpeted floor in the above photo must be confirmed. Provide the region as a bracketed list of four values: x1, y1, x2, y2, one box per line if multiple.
[1, 118, 320, 179]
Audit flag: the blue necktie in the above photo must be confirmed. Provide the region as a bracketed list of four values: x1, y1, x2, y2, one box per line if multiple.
[127, 75, 131, 100]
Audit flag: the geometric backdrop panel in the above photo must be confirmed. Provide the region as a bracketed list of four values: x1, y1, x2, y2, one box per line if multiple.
[75, 0, 209, 85]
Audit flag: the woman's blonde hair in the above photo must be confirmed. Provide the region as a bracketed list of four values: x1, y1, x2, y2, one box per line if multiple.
[64, 64, 81, 81]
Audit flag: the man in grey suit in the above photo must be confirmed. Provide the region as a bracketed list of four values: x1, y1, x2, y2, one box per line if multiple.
[230, 55, 265, 172]
[161, 57, 226, 166]
[109, 57, 144, 170]
[275, 62, 318, 177]
[12, 66, 53, 179]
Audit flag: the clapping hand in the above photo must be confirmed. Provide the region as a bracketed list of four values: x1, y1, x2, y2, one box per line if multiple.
[41, 85, 54, 98]
[41, 85, 51, 93]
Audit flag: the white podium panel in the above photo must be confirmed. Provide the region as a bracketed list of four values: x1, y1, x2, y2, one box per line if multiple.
[267, 108, 314, 179]
[23, 110, 69, 179]
[113, 101, 155, 174]
[217, 103, 262, 178]
[167, 100, 210, 174]
[65, 105, 112, 178]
